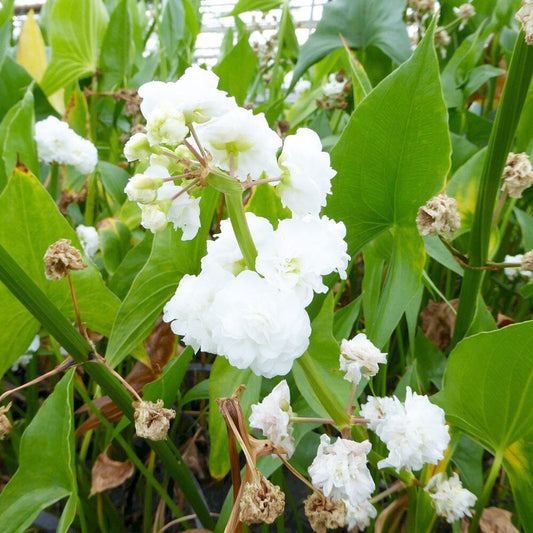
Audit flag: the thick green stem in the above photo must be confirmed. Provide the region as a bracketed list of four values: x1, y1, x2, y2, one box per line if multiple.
[225, 190, 258, 270]
[469, 451, 503, 533]
[49, 163, 60, 201]
[295, 352, 351, 427]
[0, 243, 215, 529]
[452, 32, 533, 345]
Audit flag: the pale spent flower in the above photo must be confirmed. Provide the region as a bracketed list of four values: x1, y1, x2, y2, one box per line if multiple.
[361, 387, 450, 471]
[208, 270, 311, 378]
[416, 192, 461, 237]
[516, 1, 533, 45]
[501, 152, 533, 198]
[344, 500, 377, 531]
[435, 28, 451, 47]
[0, 403, 12, 440]
[304, 493, 347, 533]
[454, 3, 475, 19]
[339, 333, 387, 385]
[408, 0, 435, 10]
[133, 399, 175, 441]
[255, 216, 349, 306]
[521, 250, 533, 272]
[163, 264, 234, 353]
[195, 107, 282, 181]
[425, 472, 477, 523]
[276, 128, 336, 216]
[239, 472, 285, 525]
[76, 225, 99, 258]
[44, 239, 87, 280]
[202, 213, 274, 275]
[249, 380, 295, 457]
[503, 254, 532, 279]
[308, 435, 375, 507]
[124, 132, 151, 162]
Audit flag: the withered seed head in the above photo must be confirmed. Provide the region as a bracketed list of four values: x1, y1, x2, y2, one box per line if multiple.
[304, 492, 346, 533]
[133, 399, 176, 441]
[44, 239, 87, 280]
[239, 472, 285, 525]
[0, 403, 13, 440]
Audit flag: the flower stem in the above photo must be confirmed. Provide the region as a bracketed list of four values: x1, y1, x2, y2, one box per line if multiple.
[225, 190, 258, 270]
[452, 31, 533, 346]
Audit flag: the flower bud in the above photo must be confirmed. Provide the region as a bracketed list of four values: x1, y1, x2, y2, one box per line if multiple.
[304, 492, 346, 533]
[239, 472, 285, 525]
[0, 403, 12, 440]
[516, 1, 533, 45]
[133, 399, 176, 441]
[146, 107, 188, 148]
[124, 133, 151, 162]
[501, 152, 533, 198]
[44, 239, 87, 280]
[140, 204, 168, 233]
[125, 174, 162, 204]
[416, 193, 461, 237]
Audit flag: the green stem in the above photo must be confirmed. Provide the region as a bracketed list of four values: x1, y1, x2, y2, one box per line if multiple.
[295, 352, 350, 427]
[49, 163, 60, 201]
[469, 451, 503, 533]
[225, 190, 257, 270]
[0, 243, 215, 529]
[452, 32, 533, 346]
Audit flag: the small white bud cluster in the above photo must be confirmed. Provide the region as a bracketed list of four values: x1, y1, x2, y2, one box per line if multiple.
[75, 225, 99, 258]
[454, 3, 476, 20]
[34, 116, 97, 174]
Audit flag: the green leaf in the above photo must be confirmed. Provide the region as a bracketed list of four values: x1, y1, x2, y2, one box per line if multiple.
[326, 20, 450, 255]
[451, 433, 484, 496]
[105, 188, 219, 368]
[423, 235, 464, 275]
[515, 207, 533, 251]
[143, 346, 194, 407]
[98, 218, 132, 274]
[0, 0, 14, 29]
[333, 296, 362, 342]
[208, 356, 262, 479]
[98, 161, 129, 208]
[227, 0, 281, 16]
[40, 0, 109, 95]
[0, 169, 120, 376]
[99, 0, 133, 91]
[0, 87, 39, 192]
[245, 183, 290, 227]
[363, 226, 425, 348]
[293, 0, 410, 83]
[293, 294, 351, 424]
[0, 369, 77, 533]
[213, 34, 257, 106]
[434, 322, 533, 454]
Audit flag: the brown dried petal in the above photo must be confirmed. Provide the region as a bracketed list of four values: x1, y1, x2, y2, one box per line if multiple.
[43, 239, 87, 280]
[480, 507, 519, 533]
[0, 403, 12, 440]
[416, 193, 460, 237]
[502, 152, 533, 198]
[420, 299, 459, 350]
[521, 250, 533, 272]
[133, 399, 176, 441]
[239, 472, 285, 525]
[304, 492, 346, 533]
[89, 451, 135, 497]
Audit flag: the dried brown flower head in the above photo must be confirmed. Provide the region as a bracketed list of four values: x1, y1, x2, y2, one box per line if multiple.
[44, 239, 87, 280]
[521, 250, 533, 272]
[239, 472, 285, 525]
[133, 399, 176, 441]
[304, 492, 346, 533]
[502, 152, 533, 198]
[0, 403, 12, 440]
[416, 193, 461, 237]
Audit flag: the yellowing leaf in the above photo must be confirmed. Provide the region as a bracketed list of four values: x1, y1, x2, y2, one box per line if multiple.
[15, 10, 46, 82]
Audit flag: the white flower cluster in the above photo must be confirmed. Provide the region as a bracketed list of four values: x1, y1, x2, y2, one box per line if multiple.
[34, 116, 98, 174]
[164, 212, 349, 377]
[360, 387, 450, 471]
[249, 380, 295, 457]
[339, 333, 387, 385]
[124, 66, 337, 237]
[308, 435, 376, 530]
[425, 472, 477, 523]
